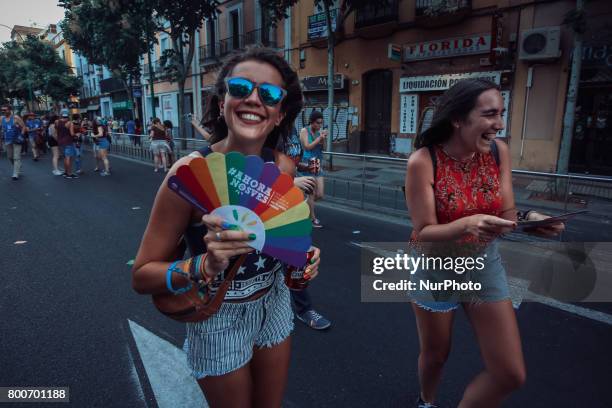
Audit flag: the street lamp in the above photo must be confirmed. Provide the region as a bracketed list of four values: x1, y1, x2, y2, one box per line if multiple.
[0, 24, 35, 111]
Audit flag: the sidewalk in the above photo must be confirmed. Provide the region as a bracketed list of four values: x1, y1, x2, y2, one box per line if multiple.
[322, 154, 612, 222]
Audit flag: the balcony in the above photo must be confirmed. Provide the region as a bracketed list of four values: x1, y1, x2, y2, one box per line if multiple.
[354, 0, 398, 29]
[199, 30, 278, 65]
[415, 0, 471, 27]
[244, 29, 277, 48]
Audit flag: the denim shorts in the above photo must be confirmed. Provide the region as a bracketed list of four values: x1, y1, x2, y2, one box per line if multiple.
[183, 272, 294, 379]
[62, 144, 77, 157]
[409, 241, 511, 312]
[97, 139, 110, 150]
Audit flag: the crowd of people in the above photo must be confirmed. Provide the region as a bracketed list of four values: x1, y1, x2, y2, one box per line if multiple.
[0, 106, 185, 179]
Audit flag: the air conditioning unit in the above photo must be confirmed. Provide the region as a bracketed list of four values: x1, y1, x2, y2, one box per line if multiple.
[519, 26, 561, 61]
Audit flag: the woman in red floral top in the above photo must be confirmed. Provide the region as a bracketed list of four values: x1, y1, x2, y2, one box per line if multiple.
[405, 79, 563, 408]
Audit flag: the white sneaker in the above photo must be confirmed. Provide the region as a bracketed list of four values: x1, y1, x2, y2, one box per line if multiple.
[52, 169, 62, 176]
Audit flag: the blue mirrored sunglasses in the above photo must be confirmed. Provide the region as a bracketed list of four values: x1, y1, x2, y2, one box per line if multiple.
[224, 77, 287, 107]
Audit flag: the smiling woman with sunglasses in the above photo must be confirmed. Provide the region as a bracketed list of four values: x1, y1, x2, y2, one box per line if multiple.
[132, 47, 321, 408]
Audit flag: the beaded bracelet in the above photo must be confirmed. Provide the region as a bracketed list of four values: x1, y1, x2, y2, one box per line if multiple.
[165, 261, 193, 295]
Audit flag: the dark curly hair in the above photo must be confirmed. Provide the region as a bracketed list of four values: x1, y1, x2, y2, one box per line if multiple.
[208, 46, 304, 151]
[414, 78, 499, 149]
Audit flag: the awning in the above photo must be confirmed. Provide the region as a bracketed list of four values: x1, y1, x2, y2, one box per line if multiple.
[79, 108, 88, 114]
[87, 104, 100, 111]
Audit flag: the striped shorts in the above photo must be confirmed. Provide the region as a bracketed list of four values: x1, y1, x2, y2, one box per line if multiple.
[183, 272, 294, 379]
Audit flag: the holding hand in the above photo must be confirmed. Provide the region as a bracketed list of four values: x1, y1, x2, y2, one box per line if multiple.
[463, 214, 516, 241]
[202, 214, 255, 278]
[523, 212, 565, 237]
[304, 246, 321, 280]
[294, 176, 316, 195]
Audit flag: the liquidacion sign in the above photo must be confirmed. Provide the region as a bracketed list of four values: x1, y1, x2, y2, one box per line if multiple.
[404, 34, 491, 61]
[399, 71, 502, 93]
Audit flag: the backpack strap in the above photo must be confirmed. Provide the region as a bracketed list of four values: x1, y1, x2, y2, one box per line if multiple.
[428, 145, 437, 182]
[491, 139, 500, 167]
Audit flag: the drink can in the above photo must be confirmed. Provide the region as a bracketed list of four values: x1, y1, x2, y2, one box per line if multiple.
[284, 247, 316, 291]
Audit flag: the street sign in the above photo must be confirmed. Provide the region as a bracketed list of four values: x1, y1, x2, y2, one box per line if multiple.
[388, 44, 402, 61]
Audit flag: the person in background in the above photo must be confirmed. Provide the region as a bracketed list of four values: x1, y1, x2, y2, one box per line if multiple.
[91, 117, 111, 176]
[25, 112, 43, 161]
[149, 118, 170, 172]
[163, 119, 176, 166]
[56, 109, 78, 179]
[285, 125, 332, 330]
[299, 110, 327, 228]
[47, 114, 62, 176]
[1, 104, 26, 180]
[126, 117, 137, 145]
[69, 114, 84, 175]
[134, 119, 143, 146]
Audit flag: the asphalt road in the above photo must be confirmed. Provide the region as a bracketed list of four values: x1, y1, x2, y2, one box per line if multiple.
[1, 152, 611, 407]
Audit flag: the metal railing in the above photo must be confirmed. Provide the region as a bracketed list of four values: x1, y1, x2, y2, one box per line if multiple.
[84, 132, 209, 162]
[87, 138, 612, 220]
[318, 151, 612, 216]
[355, 0, 399, 28]
[415, 0, 471, 17]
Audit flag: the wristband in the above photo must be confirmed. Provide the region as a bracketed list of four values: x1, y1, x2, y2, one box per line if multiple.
[166, 261, 193, 295]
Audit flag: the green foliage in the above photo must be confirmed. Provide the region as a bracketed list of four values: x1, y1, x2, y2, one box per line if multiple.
[0, 36, 81, 106]
[59, 0, 155, 81]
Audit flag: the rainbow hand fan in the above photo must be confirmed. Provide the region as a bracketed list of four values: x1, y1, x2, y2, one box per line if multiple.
[168, 152, 312, 267]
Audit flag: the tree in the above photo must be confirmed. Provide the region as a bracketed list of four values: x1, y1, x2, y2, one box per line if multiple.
[261, 0, 389, 163]
[0, 37, 81, 111]
[153, 0, 219, 145]
[60, 0, 155, 119]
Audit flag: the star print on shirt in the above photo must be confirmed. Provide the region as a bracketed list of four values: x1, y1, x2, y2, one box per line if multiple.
[237, 265, 247, 275]
[253, 256, 266, 271]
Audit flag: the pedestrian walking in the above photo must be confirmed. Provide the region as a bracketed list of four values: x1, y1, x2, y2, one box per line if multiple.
[126, 117, 136, 145]
[91, 118, 111, 176]
[134, 119, 143, 146]
[47, 114, 62, 176]
[69, 114, 84, 175]
[25, 112, 43, 161]
[285, 125, 332, 330]
[56, 109, 78, 179]
[149, 118, 170, 172]
[299, 110, 327, 228]
[163, 119, 176, 166]
[404, 78, 565, 408]
[132, 47, 321, 408]
[1, 104, 26, 180]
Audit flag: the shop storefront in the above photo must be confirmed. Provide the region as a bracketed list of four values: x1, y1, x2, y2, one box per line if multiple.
[298, 74, 349, 142]
[569, 42, 612, 176]
[393, 33, 511, 156]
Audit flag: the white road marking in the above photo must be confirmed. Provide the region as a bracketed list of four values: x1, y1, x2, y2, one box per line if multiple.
[14, 241, 27, 245]
[128, 320, 208, 408]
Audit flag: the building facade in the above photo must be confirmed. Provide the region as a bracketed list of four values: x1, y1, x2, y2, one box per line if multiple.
[140, 0, 611, 175]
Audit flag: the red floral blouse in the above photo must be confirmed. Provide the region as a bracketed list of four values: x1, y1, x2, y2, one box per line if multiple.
[433, 145, 502, 225]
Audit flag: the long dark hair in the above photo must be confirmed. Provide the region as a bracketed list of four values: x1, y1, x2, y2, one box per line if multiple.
[414, 79, 499, 149]
[208, 46, 303, 150]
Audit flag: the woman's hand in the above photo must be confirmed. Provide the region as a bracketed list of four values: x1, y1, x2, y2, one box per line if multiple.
[304, 246, 321, 280]
[202, 214, 255, 279]
[294, 176, 316, 195]
[523, 211, 565, 237]
[463, 214, 516, 241]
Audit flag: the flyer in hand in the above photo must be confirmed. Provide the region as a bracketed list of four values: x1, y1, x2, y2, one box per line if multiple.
[167, 151, 312, 267]
[516, 210, 589, 229]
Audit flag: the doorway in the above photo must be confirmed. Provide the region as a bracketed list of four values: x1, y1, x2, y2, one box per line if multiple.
[363, 70, 392, 153]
